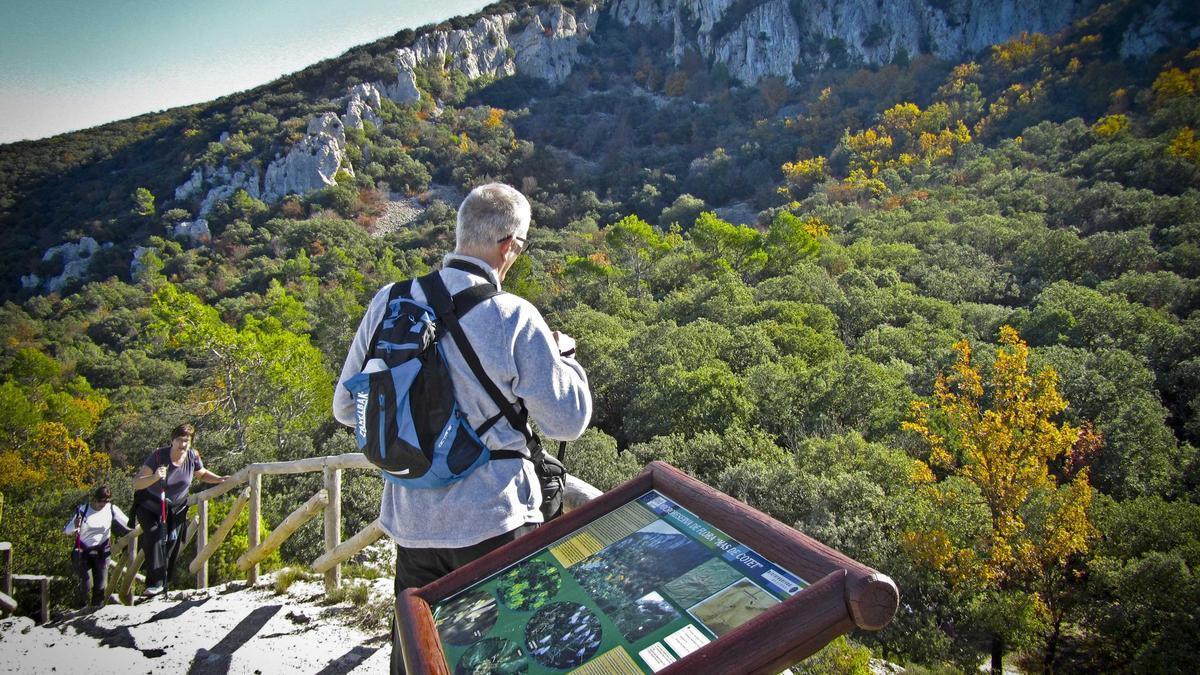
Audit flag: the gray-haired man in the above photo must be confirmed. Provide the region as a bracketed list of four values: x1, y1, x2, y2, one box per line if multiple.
[333, 183, 592, 672]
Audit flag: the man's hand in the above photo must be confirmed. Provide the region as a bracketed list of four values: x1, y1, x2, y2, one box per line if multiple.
[552, 331, 577, 357]
[155, 466, 168, 481]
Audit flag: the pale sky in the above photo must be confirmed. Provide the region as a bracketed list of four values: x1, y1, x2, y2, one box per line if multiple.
[0, 0, 491, 144]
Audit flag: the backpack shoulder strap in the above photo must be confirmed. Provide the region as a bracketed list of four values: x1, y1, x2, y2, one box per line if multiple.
[452, 284, 502, 318]
[73, 504, 86, 549]
[419, 271, 541, 459]
[360, 280, 413, 371]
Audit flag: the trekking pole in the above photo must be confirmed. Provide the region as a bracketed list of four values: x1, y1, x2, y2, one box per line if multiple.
[160, 477, 169, 597]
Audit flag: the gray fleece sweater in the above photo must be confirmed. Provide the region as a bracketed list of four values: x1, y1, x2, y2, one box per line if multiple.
[333, 253, 592, 548]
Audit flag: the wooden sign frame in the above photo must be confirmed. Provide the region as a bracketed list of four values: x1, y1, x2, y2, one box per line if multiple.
[396, 461, 899, 675]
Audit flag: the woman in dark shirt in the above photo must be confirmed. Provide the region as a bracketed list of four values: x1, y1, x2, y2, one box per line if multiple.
[131, 423, 226, 596]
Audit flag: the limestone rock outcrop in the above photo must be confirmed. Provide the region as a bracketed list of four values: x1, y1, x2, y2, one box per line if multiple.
[199, 166, 263, 216]
[172, 220, 212, 245]
[509, 4, 599, 84]
[344, 83, 385, 130]
[712, 0, 803, 84]
[380, 59, 421, 106]
[377, 3, 599, 111]
[174, 169, 205, 201]
[1119, 0, 1200, 59]
[23, 237, 112, 294]
[262, 113, 349, 201]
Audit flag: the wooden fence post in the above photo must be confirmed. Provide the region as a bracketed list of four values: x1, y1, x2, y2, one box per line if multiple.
[120, 534, 139, 605]
[196, 499, 208, 589]
[0, 542, 14, 615]
[0, 542, 11, 597]
[247, 472, 261, 585]
[323, 467, 341, 592]
[36, 577, 47, 624]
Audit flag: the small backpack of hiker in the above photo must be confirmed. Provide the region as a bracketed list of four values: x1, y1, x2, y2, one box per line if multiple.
[343, 263, 569, 520]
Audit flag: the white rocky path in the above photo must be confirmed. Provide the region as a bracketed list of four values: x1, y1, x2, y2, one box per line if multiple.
[0, 572, 393, 675]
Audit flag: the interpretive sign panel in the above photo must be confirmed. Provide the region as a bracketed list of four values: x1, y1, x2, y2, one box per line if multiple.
[396, 461, 899, 675]
[429, 490, 808, 673]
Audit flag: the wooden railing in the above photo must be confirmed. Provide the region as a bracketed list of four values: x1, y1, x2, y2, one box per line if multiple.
[0, 541, 59, 623]
[103, 452, 600, 605]
[184, 453, 377, 592]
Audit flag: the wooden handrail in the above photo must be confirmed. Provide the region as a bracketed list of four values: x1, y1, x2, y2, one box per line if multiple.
[187, 454, 602, 590]
[2, 451, 607, 619]
[187, 454, 375, 505]
[312, 519, 385, 573]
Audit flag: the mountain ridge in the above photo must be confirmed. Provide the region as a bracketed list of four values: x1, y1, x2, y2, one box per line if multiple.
[4, 0, 1197, 296]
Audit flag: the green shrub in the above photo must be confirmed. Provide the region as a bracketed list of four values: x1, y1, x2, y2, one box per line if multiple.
[325, 581, 370, 606]
[273, 566, 318, 594]
[341, 562, 386, 580]
[791, 636, 872, 674]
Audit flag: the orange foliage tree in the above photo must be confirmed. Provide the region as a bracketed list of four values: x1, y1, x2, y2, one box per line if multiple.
[902, 326, 1095, 672]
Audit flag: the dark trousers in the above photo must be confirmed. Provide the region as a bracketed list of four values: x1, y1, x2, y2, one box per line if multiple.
[391, 523, 537, 675]
[136, 504, 189, 589]
[72, 548, 109, 607]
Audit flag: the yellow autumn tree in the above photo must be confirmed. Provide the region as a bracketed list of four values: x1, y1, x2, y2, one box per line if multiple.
[1168, 127, 1200, 165]
[1152, 66, 1199, 104]
[1092, 113, 1128, 138]
[902, 326, 1095, 672]
[842, 128, 894, 174]
[780, 155, 828, 197]
[990, 32, 1049, 70]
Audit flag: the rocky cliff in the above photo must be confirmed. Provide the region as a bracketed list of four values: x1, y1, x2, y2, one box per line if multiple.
[610, 0, 1114, 83]
[165, 0, 1191, 253]
[176, 3, 599, 224]
[182, 0, 1199, 215]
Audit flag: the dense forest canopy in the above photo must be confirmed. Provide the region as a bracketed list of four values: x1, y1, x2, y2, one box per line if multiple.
[2, 0, 1199, 671]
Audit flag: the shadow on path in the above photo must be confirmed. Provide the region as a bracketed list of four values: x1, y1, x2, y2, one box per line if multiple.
[187, 604, 281, 675]
[312, 644, 381, 675]
[67, 616, 166, 658]
[146, 597, 209, 624]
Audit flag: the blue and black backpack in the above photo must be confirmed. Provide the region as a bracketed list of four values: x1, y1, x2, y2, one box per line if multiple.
[342, 260, 535, 488]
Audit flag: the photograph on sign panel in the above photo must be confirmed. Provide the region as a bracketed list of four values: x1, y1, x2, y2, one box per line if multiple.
[687, 578, 780, 637]
[572, 520, 712, 614]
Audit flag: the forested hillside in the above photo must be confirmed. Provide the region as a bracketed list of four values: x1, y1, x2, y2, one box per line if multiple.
[2, 0, 1199, 671]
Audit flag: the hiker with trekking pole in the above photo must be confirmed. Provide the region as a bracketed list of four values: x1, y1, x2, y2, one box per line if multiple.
[64, 485, 132, 608]
[131, 423, 227, 597]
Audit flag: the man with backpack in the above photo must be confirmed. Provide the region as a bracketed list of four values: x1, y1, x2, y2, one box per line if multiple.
[333, 182, 592, 673]
[64, 485, 131, 608]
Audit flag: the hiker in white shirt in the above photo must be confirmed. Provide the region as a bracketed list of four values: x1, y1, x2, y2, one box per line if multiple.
[63, 485, 131, 608]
